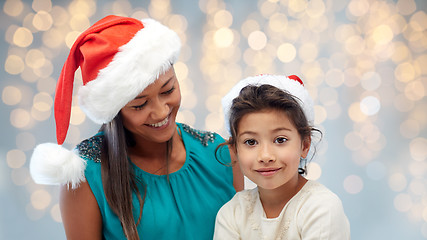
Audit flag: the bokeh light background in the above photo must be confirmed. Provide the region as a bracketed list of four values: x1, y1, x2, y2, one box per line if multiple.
[1, 0, 426, 239]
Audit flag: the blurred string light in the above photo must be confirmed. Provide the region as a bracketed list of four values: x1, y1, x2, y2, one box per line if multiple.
[2, 0, 427, 237]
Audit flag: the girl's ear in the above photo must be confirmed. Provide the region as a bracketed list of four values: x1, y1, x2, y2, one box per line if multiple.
[228, 137, 237, 154]
[301, 136, 311, 158]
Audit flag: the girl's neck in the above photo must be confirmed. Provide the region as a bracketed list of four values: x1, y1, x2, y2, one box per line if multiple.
[258, 175, 307, 218]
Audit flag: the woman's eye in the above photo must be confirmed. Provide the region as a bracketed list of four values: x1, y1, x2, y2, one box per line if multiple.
[132, 102, 147, 110]
[275, 137, 287, 144]
[244, 139, 257, 146]
[162, 87, 175, 95]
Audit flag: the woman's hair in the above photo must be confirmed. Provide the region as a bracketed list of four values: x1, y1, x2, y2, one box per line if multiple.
[226, 84, 321, 174]
[100, 113, 143, 240]
[100, 113, 173, 239]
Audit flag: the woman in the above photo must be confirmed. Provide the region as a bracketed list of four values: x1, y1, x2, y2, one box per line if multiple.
[30, 15, 243, 240]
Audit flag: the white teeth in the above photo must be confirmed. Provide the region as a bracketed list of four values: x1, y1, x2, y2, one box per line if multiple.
[149, 117, 168, 127]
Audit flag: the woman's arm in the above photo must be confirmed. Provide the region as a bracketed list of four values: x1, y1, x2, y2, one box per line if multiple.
[60, 180, 102, 240]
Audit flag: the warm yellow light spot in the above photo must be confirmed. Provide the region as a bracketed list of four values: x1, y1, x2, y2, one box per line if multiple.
[395, 62, 416, 82]
[33, 11, 53, 31]
[345, 35, 365, 55]
[314, 105, 327, 124]
[11, 168, 31, 186]
[248, 31, 267, 51]
[68, 0, 96, 17]
[241, 19, 260, 38]
[42, 28, 64, 48]
[325, 69, 344, 88]
[13, 27, 33, 47]
[70, 106, 86, 125]
[306, 0, 325, 18]
[391, 42, 410, 63]
[400, 119, 420, 139]
[348, 102, 367, 122]
[2, 86, 22, 105]
[396, 0, 416, 16]
[31, 189, 51, 210]
[277, 43, 296, 63]
[306, 162, 322, 180]
[10, 108, 32, 128]
[348, 0, 370, 17]
[299, 43, 318, 62]
[409, 138, 427, 162]
[32, 0, 52, 12]
[174, 61, 189, 80]
[343, 175, 364, 194]
[260, 0, 279, 17]
[65, 31, 81, 49]
[6, 149, 26, 169]
[405, 81, 425, 101]
[214, 10, 233, 28]
[25, 49, 46, 69]
[269, 13, 288, 32]
[214, 28, 234, 48]
[69, 14, 90, 32]
[33, 92, 53, 112]
[288, 0, 308, 13]
[372, 24, 394, 45]
[50, 204, 62, 223]
[409, 11, 427, 32]
[3, 0, 24, 17]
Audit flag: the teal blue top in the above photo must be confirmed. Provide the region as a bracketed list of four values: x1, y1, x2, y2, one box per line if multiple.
[76, 123, 235, 239]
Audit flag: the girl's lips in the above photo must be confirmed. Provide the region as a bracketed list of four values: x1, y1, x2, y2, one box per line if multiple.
[255, 168, 282, 176]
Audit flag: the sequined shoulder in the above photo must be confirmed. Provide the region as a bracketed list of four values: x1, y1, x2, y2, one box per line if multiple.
[181, 123, 216, 146]
[75, 135, 103, 163]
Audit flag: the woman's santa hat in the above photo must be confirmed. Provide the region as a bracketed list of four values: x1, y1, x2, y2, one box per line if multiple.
[221, 74, 315, 135]
[30, 15, 181, 188]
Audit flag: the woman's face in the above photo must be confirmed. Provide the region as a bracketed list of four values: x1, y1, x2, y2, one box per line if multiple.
[121, 67, 181, 143]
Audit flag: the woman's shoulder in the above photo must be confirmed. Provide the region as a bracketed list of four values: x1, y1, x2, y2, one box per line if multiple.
[75, 132, 104, 163]
[178, 122, 223, 147]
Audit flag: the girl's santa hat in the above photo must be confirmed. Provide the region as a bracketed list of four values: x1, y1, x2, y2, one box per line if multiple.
[30, 15, 181, 188]
[221, 74, 315, 135]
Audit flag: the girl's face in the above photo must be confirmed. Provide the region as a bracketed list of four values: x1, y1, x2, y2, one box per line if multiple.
[233, 109, 310, 190]
[121, 67, 181, 143]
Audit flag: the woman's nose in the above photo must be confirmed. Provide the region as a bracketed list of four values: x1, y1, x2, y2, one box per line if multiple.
[150, 97, 169, 120]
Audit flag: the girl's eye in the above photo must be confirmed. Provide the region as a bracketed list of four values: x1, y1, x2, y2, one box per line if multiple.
[132, 102, 147, 110]
[275, 137, 288, 144]
[162, 87, 175, 95]
[244, 139, 257, 146]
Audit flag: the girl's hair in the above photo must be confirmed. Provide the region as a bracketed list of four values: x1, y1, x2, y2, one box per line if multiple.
[226, 84, 321, 174]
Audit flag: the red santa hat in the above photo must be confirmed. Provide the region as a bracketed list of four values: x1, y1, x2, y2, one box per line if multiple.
[221, 74, 315, 135]
[30, 15, 181, 188]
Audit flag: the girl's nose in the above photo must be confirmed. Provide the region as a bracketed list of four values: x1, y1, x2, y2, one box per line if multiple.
[258, 144, 275, 163]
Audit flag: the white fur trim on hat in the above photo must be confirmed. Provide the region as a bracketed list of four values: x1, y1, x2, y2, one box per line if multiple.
[78, 18, 181, 124]
[221, 75, 315, 135]
[30, 143, 86, 189]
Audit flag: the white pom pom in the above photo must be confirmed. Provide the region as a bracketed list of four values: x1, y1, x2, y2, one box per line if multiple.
[30, 143, 87, 189]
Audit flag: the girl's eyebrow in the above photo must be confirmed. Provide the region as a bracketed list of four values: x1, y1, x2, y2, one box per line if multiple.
[134, 77, 174, 100]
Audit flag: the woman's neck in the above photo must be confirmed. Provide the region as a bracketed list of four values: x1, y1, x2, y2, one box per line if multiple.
[258, 175, 307, 218]
[128, 129, 186, 174]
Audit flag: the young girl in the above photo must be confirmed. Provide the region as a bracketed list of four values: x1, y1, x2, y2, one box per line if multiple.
[214, 74, 350, 239]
